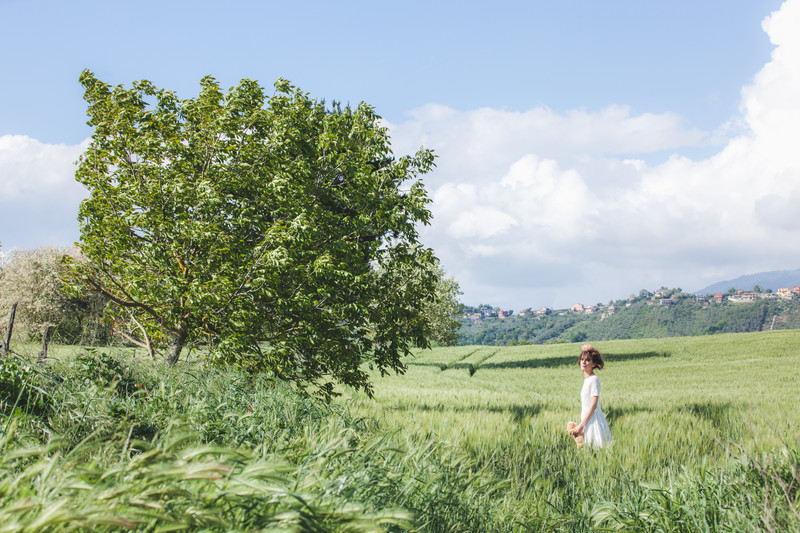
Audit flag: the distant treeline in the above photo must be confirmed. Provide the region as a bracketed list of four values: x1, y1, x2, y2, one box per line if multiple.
[458, 292, 800, 345]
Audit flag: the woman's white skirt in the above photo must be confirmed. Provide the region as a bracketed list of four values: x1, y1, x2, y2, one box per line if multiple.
[582, 410, 612, 448]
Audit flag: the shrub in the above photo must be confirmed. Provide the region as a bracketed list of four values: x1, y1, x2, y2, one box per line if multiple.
[0, 247, 110, 345]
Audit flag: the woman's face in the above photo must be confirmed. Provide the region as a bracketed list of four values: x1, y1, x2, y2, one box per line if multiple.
[579, 354, 595, 373]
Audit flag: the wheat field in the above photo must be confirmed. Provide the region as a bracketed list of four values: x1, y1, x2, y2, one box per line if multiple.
[2, 331, 798, 531]
[342, 330, 800, 530]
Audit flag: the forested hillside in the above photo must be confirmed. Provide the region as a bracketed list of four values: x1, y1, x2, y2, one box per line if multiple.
[459, 293, 800, 345]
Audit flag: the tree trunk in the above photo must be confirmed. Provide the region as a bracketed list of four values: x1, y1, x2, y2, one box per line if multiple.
[38, 324, 54, 363]
[2, 303, 17, 355]
[165, 324, 188, 366]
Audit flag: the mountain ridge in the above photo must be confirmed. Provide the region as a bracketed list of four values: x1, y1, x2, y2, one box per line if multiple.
[696, 268, 800, 295]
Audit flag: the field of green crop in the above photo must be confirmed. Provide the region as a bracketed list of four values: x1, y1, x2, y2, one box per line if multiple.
[342, 330, 800, 530]
[1, 331, 798, 531]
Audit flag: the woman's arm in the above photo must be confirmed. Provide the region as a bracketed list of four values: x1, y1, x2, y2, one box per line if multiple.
[572, 395, 598, 436]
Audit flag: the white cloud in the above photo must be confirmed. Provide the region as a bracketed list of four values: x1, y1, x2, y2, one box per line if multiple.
[755, 191, 800, 230]
[0, 135, 87, 202]
[447, 205, 517, 240]
[390, 102, 707, 192]
[0, 135, 88, 249]
[389, 0, 800, 309]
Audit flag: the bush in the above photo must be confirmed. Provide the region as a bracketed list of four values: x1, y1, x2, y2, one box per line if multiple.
[0, 354, 49, 415]
[0, 247, 110, 345]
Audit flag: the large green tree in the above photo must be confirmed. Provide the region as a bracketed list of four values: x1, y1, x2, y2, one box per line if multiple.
[71, 70, 438, 396]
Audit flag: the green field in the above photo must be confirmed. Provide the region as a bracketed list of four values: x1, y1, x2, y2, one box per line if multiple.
[2, 331, 799, 531]
[342, 330, 800, 530]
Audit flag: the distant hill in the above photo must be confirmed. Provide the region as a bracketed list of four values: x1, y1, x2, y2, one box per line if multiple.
[458, 292, 800, 346]
[696, 268, 800, 295]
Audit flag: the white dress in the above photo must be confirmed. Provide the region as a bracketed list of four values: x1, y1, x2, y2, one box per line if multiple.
[580, 374, 612, 448]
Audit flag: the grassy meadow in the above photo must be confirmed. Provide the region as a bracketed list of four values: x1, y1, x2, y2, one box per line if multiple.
[1, 331, 799, 531]
[342, 331, 800, 530]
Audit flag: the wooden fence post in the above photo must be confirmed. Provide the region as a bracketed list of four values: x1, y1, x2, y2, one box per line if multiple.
[1, 303, 17, 355]
[38, 324, 54, 363]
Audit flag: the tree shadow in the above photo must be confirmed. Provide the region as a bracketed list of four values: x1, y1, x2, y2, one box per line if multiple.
[386, 401, 543, 421]
[406, 348, 494, 372]
[404, 362, 450, 370]
[603, 404, 655, 425]
[677, 401, 733, 427]
[507, 403, 543, 422]
[478, 350, 671, 371]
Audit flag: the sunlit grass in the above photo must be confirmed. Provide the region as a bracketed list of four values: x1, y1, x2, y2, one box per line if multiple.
[2, 331, 798, 531]
[341, 330, 800, 530]
[358, 331, 799, 448]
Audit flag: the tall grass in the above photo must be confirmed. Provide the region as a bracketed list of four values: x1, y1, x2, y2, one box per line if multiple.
[0, 348, 519, 531]
[343, 331, 800, 531]
[2, 331, 799, 531]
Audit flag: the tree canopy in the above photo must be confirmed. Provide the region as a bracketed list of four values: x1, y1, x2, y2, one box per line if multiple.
[71, 70, 438, 397]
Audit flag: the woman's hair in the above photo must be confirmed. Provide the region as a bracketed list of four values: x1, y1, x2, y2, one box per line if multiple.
[579, 344, 604, 370]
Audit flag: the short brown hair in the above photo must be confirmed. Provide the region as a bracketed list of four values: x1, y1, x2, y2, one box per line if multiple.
[579, 345, 604, 370]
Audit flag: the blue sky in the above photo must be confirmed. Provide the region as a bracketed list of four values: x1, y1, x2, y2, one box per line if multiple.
[2, 0, 798, 310]
[1, 1, 778, 142]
